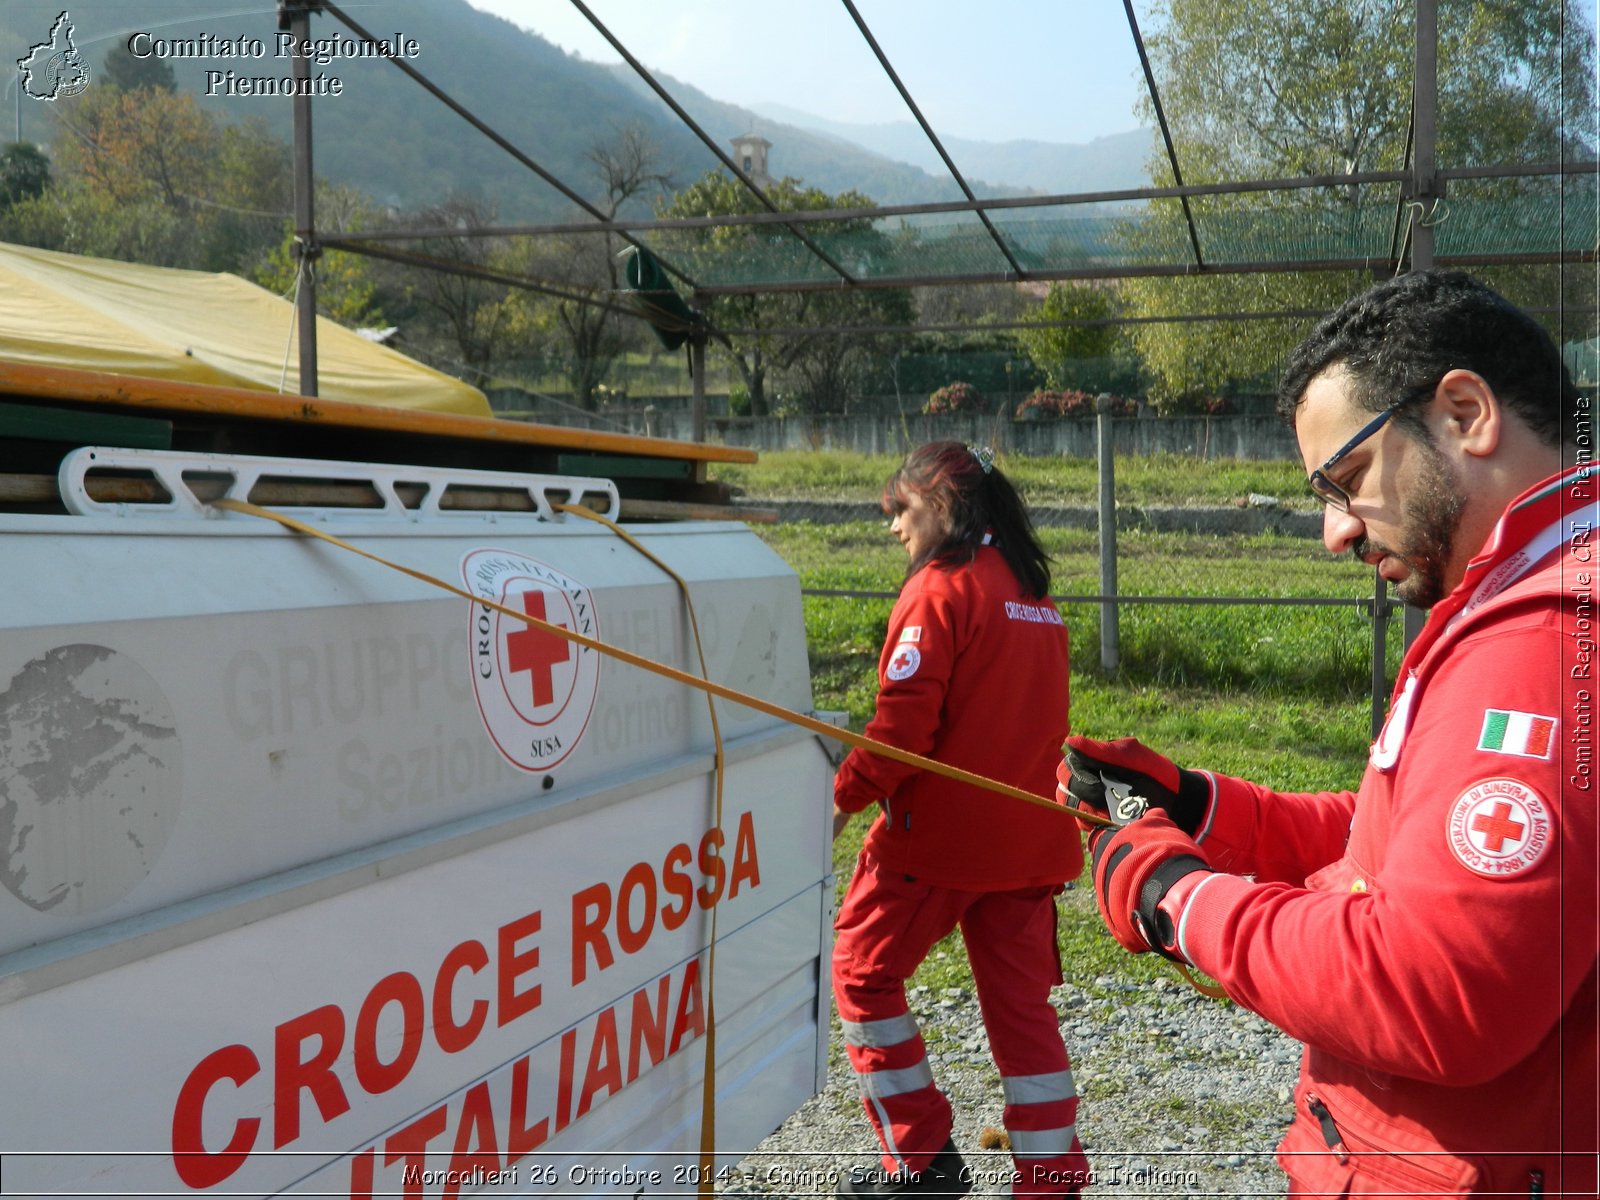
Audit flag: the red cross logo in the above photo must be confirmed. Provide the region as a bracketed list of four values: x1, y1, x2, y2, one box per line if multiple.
[1448, 779, 1550, 878]
[505, 589, 572, 709]
[465, 551, 601, 773]
[1471, 801, 1526, 853]
[886, 643, 922, 681]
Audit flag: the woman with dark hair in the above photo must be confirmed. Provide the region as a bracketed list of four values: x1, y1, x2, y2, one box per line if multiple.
[832, 442, 1087, 1199]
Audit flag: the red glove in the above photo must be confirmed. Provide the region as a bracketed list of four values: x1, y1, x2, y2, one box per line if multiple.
[1057, 734, 1211, 834]
[1089, 811, 1211, 962]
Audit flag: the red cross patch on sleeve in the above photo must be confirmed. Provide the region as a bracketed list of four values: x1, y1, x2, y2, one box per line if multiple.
[1445, 778, 1552, 878]
[886, 645, 921, 681]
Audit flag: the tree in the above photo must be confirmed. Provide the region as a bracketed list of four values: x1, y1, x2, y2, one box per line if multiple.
[1015, 282, 1126, 391]
[915, 282, 1034, 330]
[204, 117, 293, 273]
[51, 86, 216, 210]
[256, 183, 386, 327]
[355, 131, 673, 399]
[100, 43, 176, 93]
[379, 195, 519, 390]
[513, 125, 675, 409]
[873, 284, 1039, 411]
[28, 86, 289, 272]
[1121, 0, 1595, 404]
[656, 171, 914, 416]
[0, 144, 50, 209]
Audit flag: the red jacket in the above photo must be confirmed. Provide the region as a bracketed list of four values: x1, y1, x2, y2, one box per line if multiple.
[1179, 465, 1598, 1197]
[834, 544, 1081, 891]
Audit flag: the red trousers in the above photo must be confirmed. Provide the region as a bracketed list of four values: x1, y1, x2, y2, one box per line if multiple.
[832, 852, 1090, 1198]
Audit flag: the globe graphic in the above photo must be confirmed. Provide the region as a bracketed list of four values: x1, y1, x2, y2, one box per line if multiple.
[0, 644, 182, 915]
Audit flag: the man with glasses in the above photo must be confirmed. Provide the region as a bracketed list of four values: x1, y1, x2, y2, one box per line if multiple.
[1059, 271, 1595, 1196]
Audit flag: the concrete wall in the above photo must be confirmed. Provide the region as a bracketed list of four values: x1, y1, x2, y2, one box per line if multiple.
[507, 406, 1303, 461]
[758, 499, 1322, 538]
[709, 413, 1302, 460]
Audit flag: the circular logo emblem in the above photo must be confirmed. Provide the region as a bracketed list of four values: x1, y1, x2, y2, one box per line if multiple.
[886, 644, 921, 681]
[49, 52, 90, 98]
[0, 644, 181, 915]
[1111, 790, 1150, 824]
[1446, 778, 1552, 878]
[463, 550, 600, 772]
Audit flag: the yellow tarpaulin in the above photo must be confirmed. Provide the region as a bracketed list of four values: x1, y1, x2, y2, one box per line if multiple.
[0, 242, 488, 416]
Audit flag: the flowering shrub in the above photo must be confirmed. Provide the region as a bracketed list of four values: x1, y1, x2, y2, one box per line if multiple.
[1015, 390, 1139, 419]
[923, 381, 986, 415]
[1160, 392, 1233, 416]
[1015, 388, 1093, 419]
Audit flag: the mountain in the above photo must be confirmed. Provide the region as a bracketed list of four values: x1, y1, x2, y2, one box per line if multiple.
[1, 0, 708, 221]
[1, 1, 1151, 221]
[604, 66, 1020, 206]
[751, 104, 1155, 196]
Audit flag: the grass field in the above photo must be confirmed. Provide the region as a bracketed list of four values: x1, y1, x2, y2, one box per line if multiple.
[780, 521, 1388, 703]
[712, 449, 1319, 508]
[740, 451, 1381, 995]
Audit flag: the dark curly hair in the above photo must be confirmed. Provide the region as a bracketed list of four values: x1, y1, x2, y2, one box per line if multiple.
[883, 440, 1052, 599]
[1276, 270, 1573, 447]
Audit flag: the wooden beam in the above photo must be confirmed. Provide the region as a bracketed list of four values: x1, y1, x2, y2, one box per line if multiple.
[0, 361, 757, 466]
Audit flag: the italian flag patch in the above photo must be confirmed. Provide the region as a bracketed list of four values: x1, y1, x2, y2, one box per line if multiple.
[1477, 709, 1557, 759]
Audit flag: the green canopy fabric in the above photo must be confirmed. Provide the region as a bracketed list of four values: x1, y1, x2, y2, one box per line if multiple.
[623, 247, 704, 350]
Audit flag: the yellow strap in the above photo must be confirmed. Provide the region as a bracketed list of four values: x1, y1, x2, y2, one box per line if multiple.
[1177, 963, 1229, 1000]
[552, 503, 723, 1196]
[210, 498, 1110, 829]
[208, 500, 1230, 1024]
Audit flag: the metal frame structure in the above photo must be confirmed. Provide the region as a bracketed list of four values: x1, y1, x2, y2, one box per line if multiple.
[269, 0, 1592, 726]
[278, 0, 1596, 396]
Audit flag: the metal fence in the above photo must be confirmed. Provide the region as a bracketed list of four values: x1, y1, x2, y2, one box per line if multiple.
[801, 583, 1399, 738]
[1080, 405, 1401, 735]
[501, 399, 1306, 461]
[792, 406, 1404, 734]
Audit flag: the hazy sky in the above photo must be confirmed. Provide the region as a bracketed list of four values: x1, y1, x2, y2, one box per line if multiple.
[464, 1, 1154, 145]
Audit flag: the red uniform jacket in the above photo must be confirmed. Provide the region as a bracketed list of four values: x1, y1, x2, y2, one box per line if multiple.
[834, 544, 1081, 891]
[1178, 465, 1598, 1197]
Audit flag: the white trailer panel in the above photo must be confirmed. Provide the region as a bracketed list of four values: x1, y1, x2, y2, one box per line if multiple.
[0, 455, 833, 1197]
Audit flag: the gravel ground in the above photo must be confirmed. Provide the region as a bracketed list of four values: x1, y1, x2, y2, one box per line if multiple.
[722, 973, 1299, 1199]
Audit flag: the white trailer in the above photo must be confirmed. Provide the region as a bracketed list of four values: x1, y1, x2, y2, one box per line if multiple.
[0, 368, 834, 1198]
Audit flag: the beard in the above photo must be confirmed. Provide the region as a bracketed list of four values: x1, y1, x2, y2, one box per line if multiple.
[1354, 439, 1466, 610]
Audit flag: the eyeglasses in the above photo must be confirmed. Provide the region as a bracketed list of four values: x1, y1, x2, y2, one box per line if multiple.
[1308, 405, 1401, 512]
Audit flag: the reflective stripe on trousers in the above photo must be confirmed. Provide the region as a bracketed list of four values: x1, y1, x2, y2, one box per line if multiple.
[837, 1010, 947, 1171]
[1001, 1069, 1079, 1159]
[1001, 1070, 1089, 1197]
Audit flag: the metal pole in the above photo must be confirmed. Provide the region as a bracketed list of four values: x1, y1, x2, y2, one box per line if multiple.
[1401, 0, 1439, 650]
[1096, 393, 1120, 673]
[286, 1, 319, 397]
[690, 336, 706, 442]
[1411, 0, 1438, 275]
